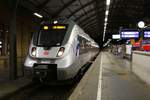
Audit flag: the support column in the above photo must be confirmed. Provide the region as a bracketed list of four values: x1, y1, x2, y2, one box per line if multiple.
[9, 0, 19, 80]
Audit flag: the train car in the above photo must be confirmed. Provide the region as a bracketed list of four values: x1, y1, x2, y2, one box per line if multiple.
[24, 20, 99, 83]
[141, 40, 150, 51]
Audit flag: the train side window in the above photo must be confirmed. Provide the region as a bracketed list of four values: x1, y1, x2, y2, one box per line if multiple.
[77, 35, 84, 49]
[77, 36, 81, 43]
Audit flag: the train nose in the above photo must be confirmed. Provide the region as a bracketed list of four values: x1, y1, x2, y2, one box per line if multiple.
[34, 71, 47, 78]
[33, 64, 57, 82]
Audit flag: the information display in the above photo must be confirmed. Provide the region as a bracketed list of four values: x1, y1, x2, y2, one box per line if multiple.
[144, 31, 150, 38]
[120, 30, 139, 39]
[112, 34, 120, 39]
[42, 24, 67, 30]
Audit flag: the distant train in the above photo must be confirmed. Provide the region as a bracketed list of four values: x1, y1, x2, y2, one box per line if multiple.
[24, 20, 99, 83]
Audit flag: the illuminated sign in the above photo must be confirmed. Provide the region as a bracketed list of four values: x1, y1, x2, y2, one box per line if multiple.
[120, 30, 139, 39]
[112, 34, 120, 39]
[52, 25, 66, 29]
[42, 24, 67, 30]
[144, 31, 150, 38]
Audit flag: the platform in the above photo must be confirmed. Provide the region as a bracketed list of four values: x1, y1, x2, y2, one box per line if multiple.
[0, 57, 31, 99]
[69, 52, 150, 100]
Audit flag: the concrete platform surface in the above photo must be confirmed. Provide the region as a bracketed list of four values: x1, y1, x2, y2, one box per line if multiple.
[0, 77, 31, 99]
[0, 57, 30, 99]
[69, 52, 150, 100]
[69, 53, 101, 100]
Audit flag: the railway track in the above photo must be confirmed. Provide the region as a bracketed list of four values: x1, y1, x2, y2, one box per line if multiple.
[1, 59, 95, 100]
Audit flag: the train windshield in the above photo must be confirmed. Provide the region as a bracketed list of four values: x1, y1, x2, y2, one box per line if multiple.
[36, 24, 68, 47]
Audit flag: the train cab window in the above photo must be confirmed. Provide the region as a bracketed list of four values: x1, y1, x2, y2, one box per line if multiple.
[36, 24, 68, 47]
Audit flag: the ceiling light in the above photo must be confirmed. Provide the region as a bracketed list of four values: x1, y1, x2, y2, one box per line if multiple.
[106, 0, 111, 6]
[34, 13, 43, 18]
[103, 32, 106, 41]
[104, 23, 107, 26]
[105, 17, 108, 22]
[105, 10, 109, 16]
[53, 20, 58, 24]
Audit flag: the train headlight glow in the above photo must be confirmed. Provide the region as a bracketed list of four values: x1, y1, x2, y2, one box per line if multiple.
[31, 47, 36, 57]
[57, 47, 65, 57]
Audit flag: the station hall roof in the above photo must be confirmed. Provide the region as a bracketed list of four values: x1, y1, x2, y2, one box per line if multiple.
[19, 0, 150, 42]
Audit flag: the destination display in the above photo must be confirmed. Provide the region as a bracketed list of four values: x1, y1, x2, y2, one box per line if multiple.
[42, 24, 67, 30]
[120, 31, 139, 39]
[112, 34, 120, 39]
[144, 31, 150, 38]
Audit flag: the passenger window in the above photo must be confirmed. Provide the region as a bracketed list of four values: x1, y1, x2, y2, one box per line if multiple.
[78, 35, 84, 49]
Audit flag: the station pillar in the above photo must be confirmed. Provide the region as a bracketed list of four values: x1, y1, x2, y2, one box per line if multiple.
[9, 0, 19, 80]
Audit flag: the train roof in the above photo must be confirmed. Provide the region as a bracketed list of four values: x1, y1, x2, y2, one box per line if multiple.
[40, 19, 76, 26]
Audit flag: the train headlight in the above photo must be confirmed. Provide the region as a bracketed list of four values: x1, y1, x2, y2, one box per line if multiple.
[31, 47, 36, 57]
[57, 47, 65, 57]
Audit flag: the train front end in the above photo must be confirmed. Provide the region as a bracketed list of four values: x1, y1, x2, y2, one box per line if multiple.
[24, 22, 76, 82]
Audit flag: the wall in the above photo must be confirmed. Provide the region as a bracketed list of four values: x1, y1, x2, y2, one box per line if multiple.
[16, 16, 33, 58]
[0, 1, 34, 58]
[0, 1, 38, 70]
